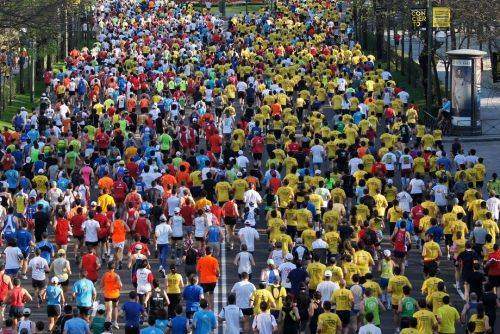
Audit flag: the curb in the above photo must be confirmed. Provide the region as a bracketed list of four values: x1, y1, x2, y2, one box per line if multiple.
[442, 136, 500, 143]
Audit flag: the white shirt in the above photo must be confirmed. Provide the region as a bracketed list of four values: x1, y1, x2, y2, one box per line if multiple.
[432, 184, 448, 206]
[28, 256, 49, 280]
[397, 91, 410, 103]
[465, 155, 478, 166]
[454, 154, 466, 166]
[236, 155, 250, 169]
[4, 246, 22, 270]
[252, 313, 277, 334]
[409, 178, 425, 194]
[399, 154, 414, 170]
[194, 216, 208, 238]
[382, 152, 397, 171]
[155, 223, 172, 244]
[310, 145, 325, 163]
[396, 191, 413, 212]
[312, 239, 328, 250]
[235, 251, 254, 274]
[219, 304, 243, 334]
[170, 215, 184, 238]
[316, 280, 339, 302]
[243, 189, 262, 207]
[166, 196, 181, 216]
[277, 262, 296, 289]
[135, 267, 152, 294]
[238, 226, 260, 252]
[348, 157, 363, 175]
[359, 323, 382, 334]
[231, 280, 256, 309]
[82, 219, 100, 242]
[486, 197, 500, 220]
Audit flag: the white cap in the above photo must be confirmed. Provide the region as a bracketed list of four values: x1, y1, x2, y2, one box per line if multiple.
[23, 308, 31, 315]
[238, 150, 243, 155]
[383, 249, 391, 257]
[51, 277, 59, 284]
[159, 214, 167, 222]
[97, 304, 106, 312]
[38, 168, 44, 174]
[176, 151, 182, 157]
[91, 201, 97, 206]
[426, 147, 432, 151]
[324, 270, 332, 277]
[267, 259, 274, 265]
[174, 207, 181, 213]
[204, 205, 211, 211]
[387, 179, 393, 184]
[139, 210, 146, 215]
[315, 169, 321, 175]
[237, 172, 243, 177]
[285, 253, 293, 260]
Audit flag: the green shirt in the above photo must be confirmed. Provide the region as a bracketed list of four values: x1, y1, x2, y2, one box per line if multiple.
[90, 316, 105, 334]
[401, 296, 418, 318]
[364, 296, 381, 326]
[159, 133, 173, 151]
[66, 151, 78, 170]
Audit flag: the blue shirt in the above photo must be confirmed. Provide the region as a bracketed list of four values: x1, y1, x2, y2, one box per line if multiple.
[5, 169, 19, 189]
[122, 301, 144, 327]
[16, 229, 32, 253]
[287, 267, 309, 296]
[193, 310, 217, 334]
[72, 278, 95, 307]
[37, 240, 56, 263]
[427, 226, 444, 243]
[182, 284, 204, 312]
[169, 316, 188, 334]
[46, 285, 63, 305]
[63, 317, 90, 334]
[140, 326, 163, 334]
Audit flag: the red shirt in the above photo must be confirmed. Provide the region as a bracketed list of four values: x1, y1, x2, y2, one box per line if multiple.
[251, 136, 265, 154]
[70, 214, 86, 237]
[487, 250, 500, 276]
[55, 218, 70, 245]
[411, 205, 424, 228]
[81, 253, 99, 281]
[180, 204, 195, 226]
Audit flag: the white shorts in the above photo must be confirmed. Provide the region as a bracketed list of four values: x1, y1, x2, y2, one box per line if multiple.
[113, 242, 125, 249]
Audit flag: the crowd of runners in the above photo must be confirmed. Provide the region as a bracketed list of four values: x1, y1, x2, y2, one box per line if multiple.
[0, 0, 499, 333]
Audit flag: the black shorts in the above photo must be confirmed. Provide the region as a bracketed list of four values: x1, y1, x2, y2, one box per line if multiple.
[444, 234, 453, 246]
[488, 275, 500, 287]
[78, 306, 91, 316]
[74, 235, 84, 242]
[171, 236, 183, 241]
[394, 250, 406, 259]
[98, 237, 109, 243]
[438, 206, 447, 214]
[60, 279, 69, 287]
[337, 310, 351, 326]
[32, 279, 46, 289]
[224, 217, 237, 226]
[201, 282, 216, 293]
[195, 237, 204, 242]
[253, 152, 263, 160]
[47, 304, 61, 317]
[85, 241, 98, 247]
[9, 306, 24, 319]
[238, 91, 245, 99]
[241, 308, 254, 316]
[401, 169, 411, 177]
[104, 297, 120, 304]
[392, 304, 399, 310]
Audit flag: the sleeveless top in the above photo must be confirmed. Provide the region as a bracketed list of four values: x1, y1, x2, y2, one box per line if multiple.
[102, 271, 121, 299]
[282, 306, 299, 331]
[17, 320, 32, 334]
[393, 229, 407, 252]
[309, 300, 323, 329]
[149, 288, 166, 312]
[0, 274, 9, 301]
[10, 287, 24, 307]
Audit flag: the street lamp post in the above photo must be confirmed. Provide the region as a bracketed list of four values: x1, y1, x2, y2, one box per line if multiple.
[425, 0, 432, 114]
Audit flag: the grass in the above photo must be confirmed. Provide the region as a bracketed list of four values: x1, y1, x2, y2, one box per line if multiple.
[1, 80, 45, 122]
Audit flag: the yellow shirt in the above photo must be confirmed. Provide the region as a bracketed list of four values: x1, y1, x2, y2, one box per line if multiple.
[332, 288, 354, 311]
[353, 250, 373, 276]
[306, 262, 326, 290]
[232, 179, 248, 201]
[421, 277, 443, 296]
[437, 304, 460, 333]
[251, 289, 275, 314]
[422, 241, 440, 262]
[317, 312, 342, 334]
[215, 181, 232, 202]
[166, 273, 183, 294]
[97, 194, 115, 213]
[387, 275, 412, 305]
[413, 309, 438, 334]
[426, 291, 449, 313]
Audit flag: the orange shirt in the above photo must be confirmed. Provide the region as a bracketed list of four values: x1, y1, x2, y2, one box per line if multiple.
[102, 271, 121, 299]
[196, 255, 219, 283]
[160, 174, 177, 191]
[111, 219, 126, 243]
[98, 176, 114, 192]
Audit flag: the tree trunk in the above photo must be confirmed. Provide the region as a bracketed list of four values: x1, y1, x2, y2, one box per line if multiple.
[408, 30, 413, 86]
[19, 57, 25, 94]
[450, 25, 457, 50]
[386, 19, 391, 71]
[401, 29, 406, 74]
[432, 55, 441, 105]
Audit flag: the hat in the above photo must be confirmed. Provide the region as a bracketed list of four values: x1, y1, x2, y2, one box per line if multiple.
[314, 169, 321, 175]
[57, 249, 66, 255]
[267, 259, 274, 265]
[139, 210, 146, 215]
[91, 201, 97, 206]
[97, 304, 106, 312]
[51, 277, 59, 284]
[159, 214, 167, 222]
[174, 207, 181, 213]
[285, 253, 293, 260]
[237, 171, 243, 177]
[23, 308, 31, 315]
[238, 150, 243, 155]
[387, 179, 393, 184]
[426, 147, 432, 151]
[244, 220, 251, 225]
[204, 205, 211, 212]
[324, 270, 332, 277]
[383, 249, 391, 257]
[295, 238, 303, 244]
[176, 151, 182, 157]
[38, 168, 44, 174]
[135, 244, 143, 250]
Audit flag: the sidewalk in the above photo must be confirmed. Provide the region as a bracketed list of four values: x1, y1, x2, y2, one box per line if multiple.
[388, 32, 500, 136]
